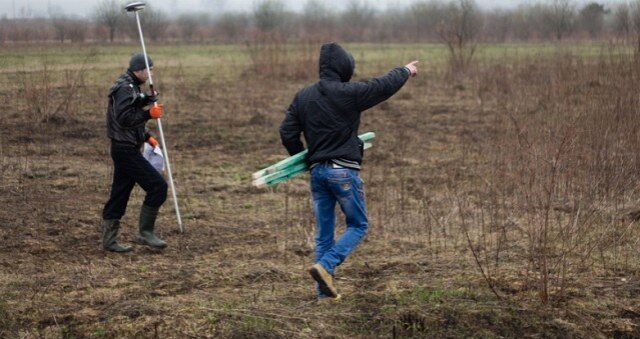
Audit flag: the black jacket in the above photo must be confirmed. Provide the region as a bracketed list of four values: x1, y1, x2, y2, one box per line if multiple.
[106, 70, 152, 148]
[279, 42, 410, 168]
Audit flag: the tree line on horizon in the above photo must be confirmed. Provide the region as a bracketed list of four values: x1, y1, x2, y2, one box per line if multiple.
[0, 0, 635, 44]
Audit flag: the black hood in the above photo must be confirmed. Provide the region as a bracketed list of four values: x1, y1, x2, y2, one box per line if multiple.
[319, 42, 355, 82]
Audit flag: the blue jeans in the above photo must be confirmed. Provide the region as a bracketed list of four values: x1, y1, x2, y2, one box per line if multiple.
[311, 163, 368, 294]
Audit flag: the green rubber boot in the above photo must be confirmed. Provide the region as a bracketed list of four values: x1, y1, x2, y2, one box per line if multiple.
[136, 204, 167, 249]
[101, 219, 133, 253]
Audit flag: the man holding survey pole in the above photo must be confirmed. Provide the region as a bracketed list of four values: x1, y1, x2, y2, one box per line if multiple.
[280, 42, 418, 299]
[100, 53, 168, 253]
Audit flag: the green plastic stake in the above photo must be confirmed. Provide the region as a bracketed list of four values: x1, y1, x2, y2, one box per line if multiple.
[252, 132, 375, 187]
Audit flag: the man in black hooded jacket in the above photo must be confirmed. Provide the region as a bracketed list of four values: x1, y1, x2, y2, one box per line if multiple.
[280, 42, 418, 299]
[101, 53, 168, 253]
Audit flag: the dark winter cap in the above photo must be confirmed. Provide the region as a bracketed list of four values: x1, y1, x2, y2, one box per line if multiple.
[128, 53, 153, 72]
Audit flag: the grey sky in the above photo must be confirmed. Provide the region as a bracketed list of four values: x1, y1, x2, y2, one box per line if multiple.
[3, 0, 605, 19]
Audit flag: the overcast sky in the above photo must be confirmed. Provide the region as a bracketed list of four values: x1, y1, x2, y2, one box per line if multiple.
[2, 0, 605, 19]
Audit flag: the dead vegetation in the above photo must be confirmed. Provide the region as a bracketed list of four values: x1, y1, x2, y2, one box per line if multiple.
[1, 43, 640, 337]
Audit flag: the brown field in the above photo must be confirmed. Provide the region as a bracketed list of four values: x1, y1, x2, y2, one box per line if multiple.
[2, 42, 640, 338]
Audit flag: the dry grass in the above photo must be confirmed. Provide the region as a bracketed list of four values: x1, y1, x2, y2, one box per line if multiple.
[1, 43, 640, 338]
[460, 48, 640, 306]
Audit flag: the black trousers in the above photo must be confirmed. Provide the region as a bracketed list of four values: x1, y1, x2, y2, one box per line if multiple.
[102, 143, 168, 220]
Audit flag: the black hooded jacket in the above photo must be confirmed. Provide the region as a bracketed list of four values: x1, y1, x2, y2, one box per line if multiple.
[279, 42, 410, 169]
[106, 70, 152, 148]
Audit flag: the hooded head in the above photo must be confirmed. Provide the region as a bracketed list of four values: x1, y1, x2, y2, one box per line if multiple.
[319, 42, 355, 82]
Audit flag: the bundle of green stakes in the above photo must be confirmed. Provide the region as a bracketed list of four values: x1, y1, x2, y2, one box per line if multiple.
[252, 132, 375, 187]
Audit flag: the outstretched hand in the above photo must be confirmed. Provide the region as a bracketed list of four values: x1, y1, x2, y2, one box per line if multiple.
[405, 60, 419, 78]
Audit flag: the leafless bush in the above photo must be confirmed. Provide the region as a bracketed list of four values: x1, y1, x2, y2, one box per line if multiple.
[6, 19, 51, 42]
[19, 52, 96, 123]
[461, 48, 640, 304]
[50, 16, 87, 43]
[214, 13, 250, 43]
[245, 34, 319, 81]
[176, 14, 204, 42]
[67, 20, 88, 43]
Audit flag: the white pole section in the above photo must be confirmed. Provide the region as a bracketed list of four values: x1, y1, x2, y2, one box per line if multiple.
[134, 11, 184, 233]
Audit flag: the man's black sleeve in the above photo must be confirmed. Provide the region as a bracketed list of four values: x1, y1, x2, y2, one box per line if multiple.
[353, 67, 410, 112]
[279, 97, 305, 156]
[113, 85, 151, 128]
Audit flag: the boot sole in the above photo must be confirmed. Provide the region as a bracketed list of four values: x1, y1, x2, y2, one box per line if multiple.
[103, 246, 133, 253]
[309, 266, 338, 298]
[136, 237, 167, 249]
[317, 294, 342, 303]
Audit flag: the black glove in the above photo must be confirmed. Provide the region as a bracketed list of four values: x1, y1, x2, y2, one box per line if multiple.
[136, 91, 159, 105]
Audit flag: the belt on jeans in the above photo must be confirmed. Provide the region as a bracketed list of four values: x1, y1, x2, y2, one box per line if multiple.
[315, 161, 345, 169]
[311, 161, 353, 170]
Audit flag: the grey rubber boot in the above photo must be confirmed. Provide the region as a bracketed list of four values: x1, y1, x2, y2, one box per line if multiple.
[136, 204, 167, 249]
[101, 219, 133, 253]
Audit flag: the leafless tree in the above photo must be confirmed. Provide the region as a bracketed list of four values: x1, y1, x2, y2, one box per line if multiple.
[544, 0, 575, 41]
[508, 6, 531, 40]
[177, 14, 201, 41]
[11, 18, 51, 42]
[253, 0, 288, 32]
[341, 0, 376, 41]
[94, 0, 120, 43]
[49, 14, 88, 44]
[67, 19, 88, 43]
[376, 8, 410, 41]
[437, 0, 482, 75]
[7, 0, 640, 44]
[578, 2, 607, 39]
[630, 1, 640, 51]
[214, 13, 250, 42]
[301, 0, 334, 37]
[411, 1, 447, 41]
[613, 3, 631, 39]
[125, 5, 169, 42]
[0, 16, 7, 44]
[51, 15, 69, 43]
[484, 9, 513, 42]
